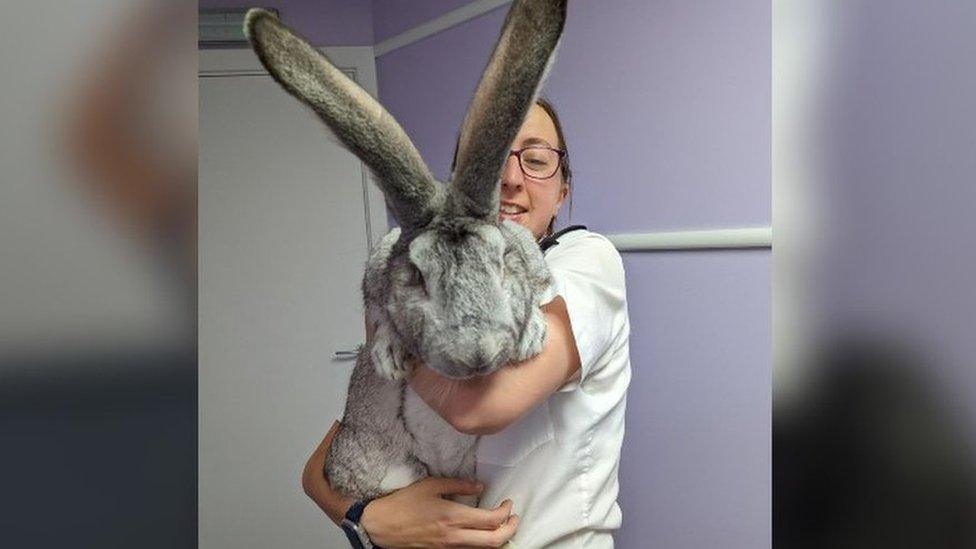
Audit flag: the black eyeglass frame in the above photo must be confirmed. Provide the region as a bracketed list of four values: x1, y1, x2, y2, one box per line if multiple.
[507, 145, 567, 180]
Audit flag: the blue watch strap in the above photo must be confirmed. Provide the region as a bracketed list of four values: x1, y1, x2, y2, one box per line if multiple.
[341, 499, 378, 549]
[344, 499, 372, 524]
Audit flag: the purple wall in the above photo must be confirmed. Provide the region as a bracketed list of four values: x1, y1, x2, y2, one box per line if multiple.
[199, 0, 374, 46]
[376, 0, 770, 233]
[373, 2, 771, 549]
[371, 0, 474, 43]
[548, 0, 770, 233]
[620, 251, 770, 548]
[374, 7, 507, 182]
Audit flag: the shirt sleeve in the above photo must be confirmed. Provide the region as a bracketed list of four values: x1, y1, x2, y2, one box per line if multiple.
[545, 233, 627, 392]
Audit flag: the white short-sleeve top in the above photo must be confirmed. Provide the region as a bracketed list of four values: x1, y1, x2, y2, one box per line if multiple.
[477, 229, 632, 548]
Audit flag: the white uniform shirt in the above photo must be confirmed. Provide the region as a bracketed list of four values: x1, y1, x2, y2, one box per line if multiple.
[478, 229, 632, 548]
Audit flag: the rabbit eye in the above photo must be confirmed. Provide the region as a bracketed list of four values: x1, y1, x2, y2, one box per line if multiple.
[411, 266, 429, 296]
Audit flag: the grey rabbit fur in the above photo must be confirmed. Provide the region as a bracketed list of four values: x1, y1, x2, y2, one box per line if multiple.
[244, 0, 567, 501]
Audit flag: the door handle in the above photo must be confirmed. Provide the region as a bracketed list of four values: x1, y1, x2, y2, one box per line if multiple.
[333, 347, 362, 361]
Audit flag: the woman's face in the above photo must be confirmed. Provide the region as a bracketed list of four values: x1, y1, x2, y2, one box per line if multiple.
[498, 104, 569, 240]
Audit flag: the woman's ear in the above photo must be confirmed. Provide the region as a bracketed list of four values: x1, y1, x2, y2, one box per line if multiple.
[555, 182, 570, 211]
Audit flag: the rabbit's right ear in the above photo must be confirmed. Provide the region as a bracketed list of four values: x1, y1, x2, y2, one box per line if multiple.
[449, 0, 568, 220]
[244, 9, 438, 230]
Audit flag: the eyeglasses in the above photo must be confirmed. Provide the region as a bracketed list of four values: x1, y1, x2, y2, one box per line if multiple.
[508, 146, 566, 180]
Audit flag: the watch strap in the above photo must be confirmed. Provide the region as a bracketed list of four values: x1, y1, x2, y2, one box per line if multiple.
[344, 498, 372, 524]
[341, 499, 377, 549]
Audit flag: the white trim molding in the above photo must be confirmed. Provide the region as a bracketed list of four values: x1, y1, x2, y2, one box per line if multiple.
[374, 0, 513, 57]
[606, 227, 771, 252]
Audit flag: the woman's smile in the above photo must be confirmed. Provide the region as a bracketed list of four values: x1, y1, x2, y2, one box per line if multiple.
[499, 200, 529, 224]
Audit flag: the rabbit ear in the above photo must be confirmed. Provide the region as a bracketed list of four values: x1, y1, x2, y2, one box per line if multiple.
[449, 0, 567, 220]
[244, 9, 438, 230]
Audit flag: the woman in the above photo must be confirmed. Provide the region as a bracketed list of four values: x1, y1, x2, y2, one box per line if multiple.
[303, 99, 632, 548]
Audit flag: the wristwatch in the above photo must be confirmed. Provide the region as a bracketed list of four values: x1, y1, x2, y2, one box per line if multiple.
[340, 499, 376, 549]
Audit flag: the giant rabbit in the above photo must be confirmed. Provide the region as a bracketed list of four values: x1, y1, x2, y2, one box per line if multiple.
[243, 0, 567, 501]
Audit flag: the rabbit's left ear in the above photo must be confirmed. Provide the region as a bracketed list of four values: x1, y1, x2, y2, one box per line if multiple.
[244, 9, 438, 231]
[449, 0, 568, 221]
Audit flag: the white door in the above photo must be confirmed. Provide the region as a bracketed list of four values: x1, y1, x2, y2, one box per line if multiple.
[199, 47, 387, 549]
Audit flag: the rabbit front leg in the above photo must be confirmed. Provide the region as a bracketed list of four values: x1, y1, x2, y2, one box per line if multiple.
[328, 351, 421, 499]
[369, 315, 410, 381]
[363, 229, 416, 381]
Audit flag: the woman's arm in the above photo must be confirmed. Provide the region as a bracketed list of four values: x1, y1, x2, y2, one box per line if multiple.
[303, 421, 520, 548]
[301, 421, 355, 525]
[409, 297, 582, 435]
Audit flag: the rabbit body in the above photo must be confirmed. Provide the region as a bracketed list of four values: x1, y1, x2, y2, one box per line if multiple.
[243, 0, 567, 502]
[326, 217, 553, 499]
[324, 348, 477, 500]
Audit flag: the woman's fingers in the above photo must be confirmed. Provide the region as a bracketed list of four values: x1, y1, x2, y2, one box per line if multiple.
[449, 513, 520, 548]
[450, 499, 513, 530]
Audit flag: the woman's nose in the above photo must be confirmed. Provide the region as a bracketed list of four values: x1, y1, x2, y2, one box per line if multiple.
[501, 153, 523, 191]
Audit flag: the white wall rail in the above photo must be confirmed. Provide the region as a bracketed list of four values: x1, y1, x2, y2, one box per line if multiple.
[374, 0, 513, 57]
[606, 227, 771, 252]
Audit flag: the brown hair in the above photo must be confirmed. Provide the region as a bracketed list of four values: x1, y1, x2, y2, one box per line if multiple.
[532, 97, 573, 237]
[450, 96, 573, 238]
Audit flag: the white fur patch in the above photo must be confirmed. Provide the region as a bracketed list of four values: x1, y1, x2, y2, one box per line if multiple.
[379, 463, 422, 492]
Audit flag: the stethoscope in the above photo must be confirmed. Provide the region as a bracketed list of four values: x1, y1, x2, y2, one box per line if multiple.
[538, 224, 587, 253]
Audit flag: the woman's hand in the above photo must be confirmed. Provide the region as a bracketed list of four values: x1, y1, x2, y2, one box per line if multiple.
[302, 421, 520, 548]
[362, 477, 519, 548]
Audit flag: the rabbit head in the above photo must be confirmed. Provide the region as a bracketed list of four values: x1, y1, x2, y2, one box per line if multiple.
[244, 0, 567, 379]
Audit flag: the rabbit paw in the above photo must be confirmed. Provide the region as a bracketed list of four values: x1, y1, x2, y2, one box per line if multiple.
[370, 322, 409, 380]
